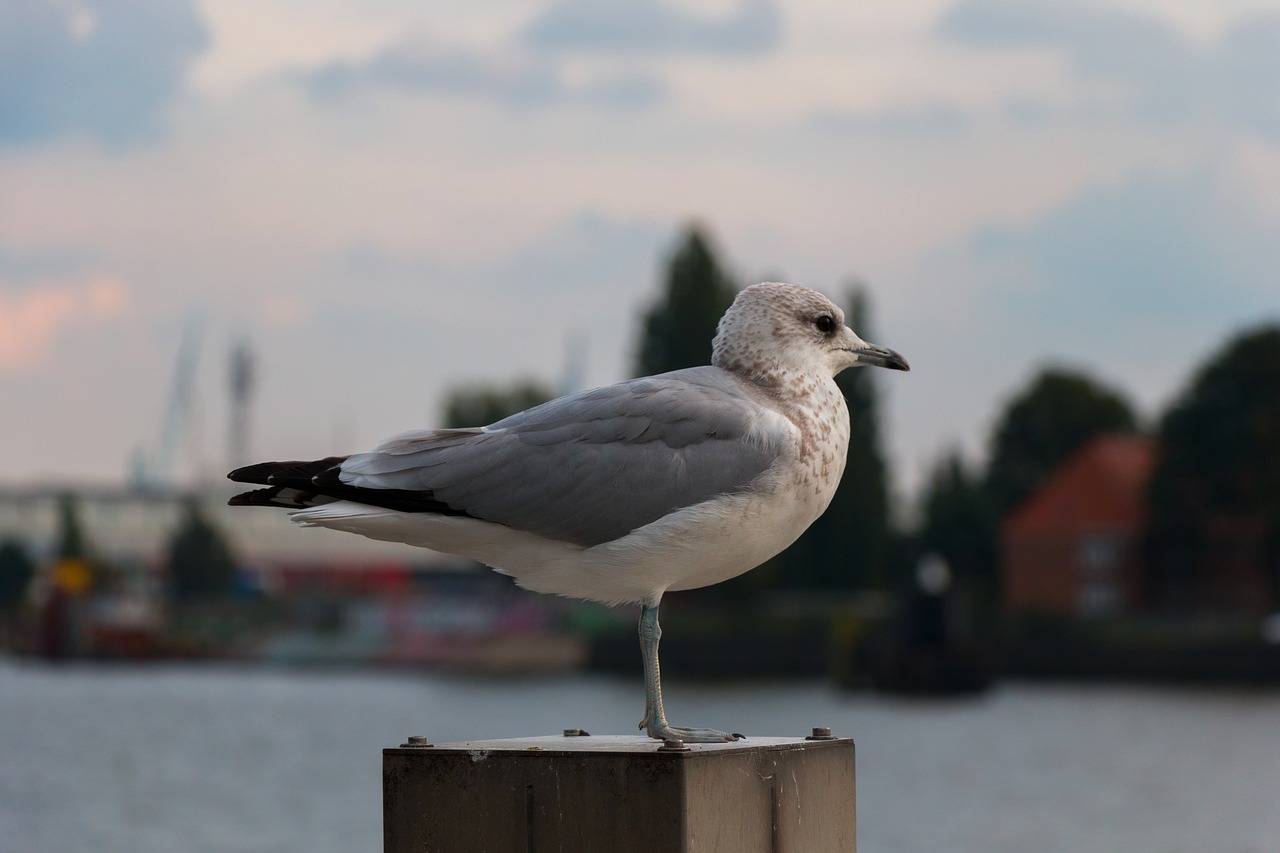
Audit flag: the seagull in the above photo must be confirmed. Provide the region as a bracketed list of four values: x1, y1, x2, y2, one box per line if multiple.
[228, 282, 909, 742]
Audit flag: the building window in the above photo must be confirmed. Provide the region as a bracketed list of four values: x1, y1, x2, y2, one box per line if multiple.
[1076, 534, 1124, 616]
[1078, 534, 1121, 575]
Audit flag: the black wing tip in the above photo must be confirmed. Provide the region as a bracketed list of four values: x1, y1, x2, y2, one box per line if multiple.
[227, 486, 284, 507]
[228, 462, 272, 484]
[225, 455, 467, 518]
[227, 457, 348, 486]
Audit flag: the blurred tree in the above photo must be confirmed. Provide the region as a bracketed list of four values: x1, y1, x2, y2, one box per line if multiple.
[0, 539, 35, 612]
[55, 493, 88, 560]
[168, 500, 238, 601]
[442, 380, 556, 428]
[50, 494, 95, 595]
[1146, 325, 1280, 608]
[635, 225, 737, 377]
[985, 368, 1138, 515]
[769, 286, 893, 590]
[918, 450, 999, 597]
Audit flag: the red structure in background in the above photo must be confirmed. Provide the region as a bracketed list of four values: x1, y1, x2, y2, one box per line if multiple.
[1002, 435, 1156, 617]
[261, 562, 417, 596]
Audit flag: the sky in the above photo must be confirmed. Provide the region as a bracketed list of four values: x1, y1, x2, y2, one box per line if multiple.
[2, 0, 1278, 510]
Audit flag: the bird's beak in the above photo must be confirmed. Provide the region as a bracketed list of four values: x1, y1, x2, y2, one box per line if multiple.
[855, 343, 910, 371]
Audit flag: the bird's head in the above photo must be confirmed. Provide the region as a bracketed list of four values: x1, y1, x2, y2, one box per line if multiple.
[713, 282, 910, 381]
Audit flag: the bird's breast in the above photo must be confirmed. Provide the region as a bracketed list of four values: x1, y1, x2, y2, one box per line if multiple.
[774, 379, 850, 508]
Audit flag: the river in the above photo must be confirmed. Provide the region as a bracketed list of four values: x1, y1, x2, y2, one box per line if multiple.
[2, 658, 1278, 852]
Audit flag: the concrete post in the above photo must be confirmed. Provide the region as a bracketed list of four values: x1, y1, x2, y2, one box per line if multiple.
[384, 732, 855, 853]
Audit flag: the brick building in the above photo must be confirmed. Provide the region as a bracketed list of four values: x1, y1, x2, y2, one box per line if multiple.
[1001, 435, 1155, 616]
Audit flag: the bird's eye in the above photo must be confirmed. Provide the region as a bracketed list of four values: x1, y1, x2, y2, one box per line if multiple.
[814, 314, 836, 334]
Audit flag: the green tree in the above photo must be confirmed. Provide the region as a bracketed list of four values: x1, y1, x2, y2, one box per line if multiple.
[754, 286, 893, 590]
[1146, 324, 1280, 608]
[0, 539, 35, 612]
[635, 225, 737, 377]
[985, 368, 1138, 515]
[168, 500, 239, 601]
[442, 380, 556, 428]
[918, 450, 999, 596]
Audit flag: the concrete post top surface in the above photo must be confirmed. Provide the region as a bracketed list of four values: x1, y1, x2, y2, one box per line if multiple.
[386, 734, 853, 755]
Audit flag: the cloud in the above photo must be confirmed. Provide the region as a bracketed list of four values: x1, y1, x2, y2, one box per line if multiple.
[301, 38, 664, 109]
[886, 164, 1280, 492]
[0, 0, 208, 146]
[0, 246, 96, 280]
[255, 295, 307, 330]
[580, 75, 667, 110]
[0, 276, 126, 370]
[965, 168, 1278, 343]
[332, 211, 668, 304]
[811, 104, 968, 137]
[522, 0, 781, 55]
[305, 41, 560, 105]
[938, 0, 1182, 62]
[1217, 15, 1280, 141]
[304, 212, 670, 391]
[938, 0, 1280, 140]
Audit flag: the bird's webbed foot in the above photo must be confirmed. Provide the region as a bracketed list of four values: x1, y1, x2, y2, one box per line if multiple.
[641, 717, 744, 743]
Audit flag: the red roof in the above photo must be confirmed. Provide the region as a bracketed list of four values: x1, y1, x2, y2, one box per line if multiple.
[1003, 435, 1156, 537]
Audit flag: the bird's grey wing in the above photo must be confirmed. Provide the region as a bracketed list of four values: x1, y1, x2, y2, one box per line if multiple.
[338, 368, 791, 547]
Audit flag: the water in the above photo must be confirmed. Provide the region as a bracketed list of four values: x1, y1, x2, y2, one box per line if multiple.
[2, 658, 1279, 853]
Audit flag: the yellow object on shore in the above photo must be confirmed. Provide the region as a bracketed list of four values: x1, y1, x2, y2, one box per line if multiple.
[52, 558, 93, 594]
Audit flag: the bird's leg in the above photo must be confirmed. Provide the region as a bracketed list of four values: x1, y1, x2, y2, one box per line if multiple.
[638, 603, 664, 731]
[638, 604, 742, 743]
